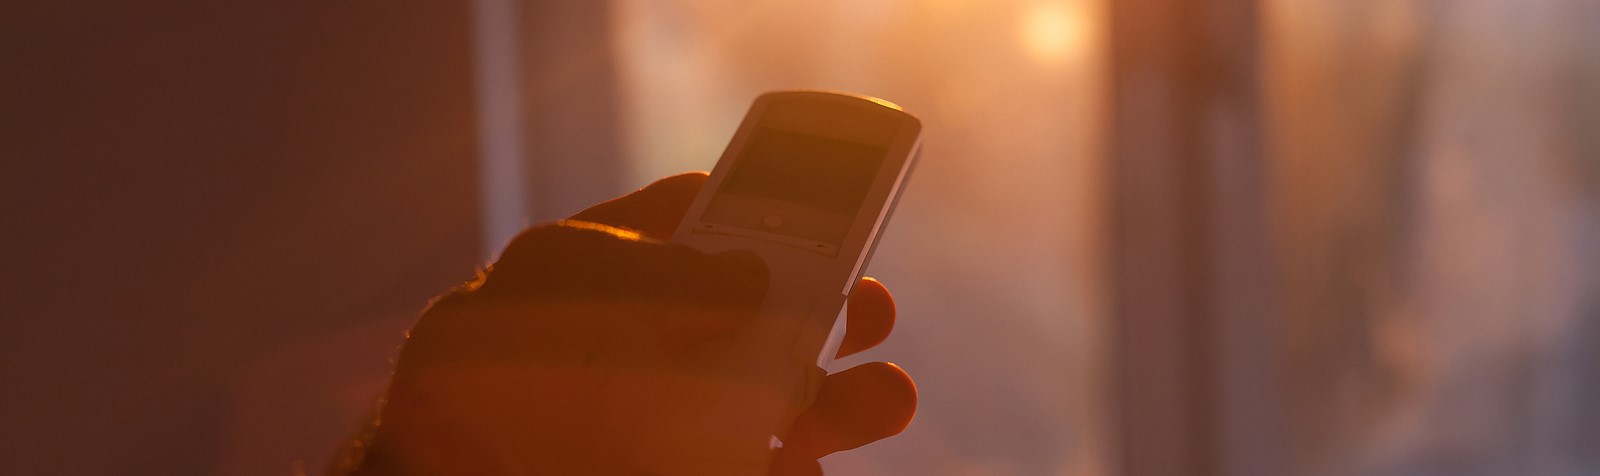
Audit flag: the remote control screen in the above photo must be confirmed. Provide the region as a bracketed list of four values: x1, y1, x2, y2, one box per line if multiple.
[720, 127, 886, 214]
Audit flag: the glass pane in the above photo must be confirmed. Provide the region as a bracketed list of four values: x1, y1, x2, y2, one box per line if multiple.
[1264, 1, 1600, 474]
[612, 1, 1110, 474]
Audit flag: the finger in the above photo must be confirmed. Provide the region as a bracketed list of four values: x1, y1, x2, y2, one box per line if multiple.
[569, 172, 708, 241]
[781, 362, 917, 460]
[481, 223, 766, 313]
[836, 277, 895, 358]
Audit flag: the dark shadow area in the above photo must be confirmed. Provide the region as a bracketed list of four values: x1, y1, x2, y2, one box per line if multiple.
[1, 3, 481, 473]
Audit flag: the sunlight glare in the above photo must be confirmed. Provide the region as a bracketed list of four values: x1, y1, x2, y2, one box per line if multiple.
[1019, 1, 1089, 67]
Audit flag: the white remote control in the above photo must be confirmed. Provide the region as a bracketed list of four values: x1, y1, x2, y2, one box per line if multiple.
[637, 90, 921, 475]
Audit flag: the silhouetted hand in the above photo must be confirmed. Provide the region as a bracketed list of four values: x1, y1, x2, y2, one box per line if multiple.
[344, 173, 916, 475]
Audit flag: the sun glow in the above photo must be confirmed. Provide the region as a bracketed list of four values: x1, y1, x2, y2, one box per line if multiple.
[1020, 2, 1090, 66]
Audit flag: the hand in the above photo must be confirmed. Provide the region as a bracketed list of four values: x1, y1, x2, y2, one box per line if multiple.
[350, 173, 916, 475]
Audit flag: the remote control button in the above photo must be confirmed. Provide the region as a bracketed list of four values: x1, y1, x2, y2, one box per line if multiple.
[762, 214, 784, 229]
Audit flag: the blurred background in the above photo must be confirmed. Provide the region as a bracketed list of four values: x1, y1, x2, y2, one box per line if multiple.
[1, 1, 1595, 475]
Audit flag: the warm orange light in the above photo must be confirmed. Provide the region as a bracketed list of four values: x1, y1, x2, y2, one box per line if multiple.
[559, 219, 643, 241]
[1019, 1, 1090, 67]
[865, 95, 904, 112]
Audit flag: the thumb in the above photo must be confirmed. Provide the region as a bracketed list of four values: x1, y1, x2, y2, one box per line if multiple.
[570, 172, 708, 240]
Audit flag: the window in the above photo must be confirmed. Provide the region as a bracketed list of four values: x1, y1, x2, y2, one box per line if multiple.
[613, 2, 1109, 474]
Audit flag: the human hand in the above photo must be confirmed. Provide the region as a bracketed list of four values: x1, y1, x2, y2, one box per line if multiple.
[348, 173, 916, 475]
